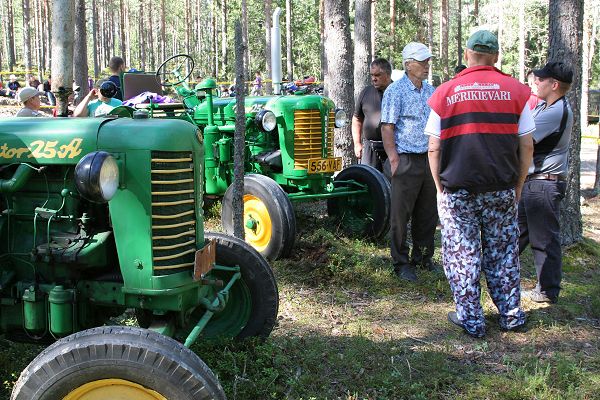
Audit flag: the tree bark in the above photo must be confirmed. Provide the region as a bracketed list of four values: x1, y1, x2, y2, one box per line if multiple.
[242, 0, 250, 80]
[440, 0, 449, 81]
[119, 0, 126, 65]
[233, 21, 246, 240]
[428, 0, 433, 82]
[73, 0, 89, 104]
[221, 0, 228, 80]
[92, 0, 99, 78]
[518, 0, 525, 82]
[473, 0, 479, 24]
[370, 0, 376, 58]
[319, 0, 326, 79]
[147, 1, 155, 70]
[456, 0, 462, 66]
[43, 0, 51, 71]
[548, 0, 584, 245]
[354, 0, 371, 101]
[160, 0, 166, 64]
[324, 0, 354, 166]
[496, 1, 504, 69]
[286, 0, 293, 82]
[7, 0, 16, 71]
[265, 0, 272, 93]
[51, 0, 75, 117]
[389, 0, 395, 58]
[581, 1, 592, 132]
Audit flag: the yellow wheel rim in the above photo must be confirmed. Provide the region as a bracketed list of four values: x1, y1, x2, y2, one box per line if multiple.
[243, 194, 272, 252]
[63, 378, 167, 400]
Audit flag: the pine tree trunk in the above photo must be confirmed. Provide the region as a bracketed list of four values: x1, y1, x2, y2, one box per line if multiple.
[548, 0, 584, 245]
[428, 0, 433, 82]
[43, 0, 51, 71]
[497, 1, 504, 69]
[119, 0, 126, 64]
[389, 0, 395, 58]
[324, 0, 355, 166]
[92, 0, 99, 78]
[319, 0, 325, 79]
[265, 0, 272, 93]
[73, 0, 89, 104]
[286, 0, 293, 82]
[147, 1, 155, 70]
[51, 0, 75, 117]
[233, 21, 246, 240]
[518, 0, 525, 82]
[221, 0, 228, 80]
[456, 0, 462, 66]
[7, 0, 16, 71]
[371, 0, 376, 58]
[581, 2, 591, 132]
[139, 0, 146, 70]
[242, 0, 250, 80]
[160, 0, 166, 63]
[473, 0, 479, 24]
[440, 0, 449, 81]
[354, 0, 371, 100]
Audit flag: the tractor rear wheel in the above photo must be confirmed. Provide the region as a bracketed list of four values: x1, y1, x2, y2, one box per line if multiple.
[327, 164, 391, 239]
[11, 326, 225, 400]
[203, 232, 279, 339]
[221, 174, 296, 260]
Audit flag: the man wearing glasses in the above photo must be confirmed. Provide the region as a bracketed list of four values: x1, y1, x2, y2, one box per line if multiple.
[381, 42, 438, 281]
[518, 62, 574, 304]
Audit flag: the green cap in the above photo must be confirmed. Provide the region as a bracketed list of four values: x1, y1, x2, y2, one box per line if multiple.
[466, 30, 499, 53]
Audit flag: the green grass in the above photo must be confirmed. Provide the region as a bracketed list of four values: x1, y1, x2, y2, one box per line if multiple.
[1, 201, 600, 399]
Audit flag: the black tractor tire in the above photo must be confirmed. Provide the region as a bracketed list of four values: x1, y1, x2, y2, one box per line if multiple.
[327, 164, 391, 239]
[11, 326, 225, 400]
[221, 174, 296, 260]
[204, 232, 279, 339]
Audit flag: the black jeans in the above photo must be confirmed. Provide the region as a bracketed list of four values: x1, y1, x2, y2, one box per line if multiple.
[360, 139, 387, 173]
[386, 153, 438, 269]
[518, 179, 566, 298]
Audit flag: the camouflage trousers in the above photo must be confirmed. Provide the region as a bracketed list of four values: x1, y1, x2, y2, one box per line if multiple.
[439, 188, 526, 336]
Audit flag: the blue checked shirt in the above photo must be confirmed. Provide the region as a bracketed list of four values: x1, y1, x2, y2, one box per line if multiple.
[381, 74, 435, 154]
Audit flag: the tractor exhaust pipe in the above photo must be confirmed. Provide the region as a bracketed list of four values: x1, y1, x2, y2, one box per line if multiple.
[271, 7, 283, 95]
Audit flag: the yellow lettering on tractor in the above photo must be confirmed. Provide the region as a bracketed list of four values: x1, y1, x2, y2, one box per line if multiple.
[0, 138, 84, 160]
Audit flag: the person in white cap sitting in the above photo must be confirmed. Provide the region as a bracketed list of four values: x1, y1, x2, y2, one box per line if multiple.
[16, 87, 43, 117]
[7, 74, 21, 97]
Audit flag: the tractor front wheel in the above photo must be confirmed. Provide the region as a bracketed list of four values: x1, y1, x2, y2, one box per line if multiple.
[221, 174, 296, 260]
[327, 164, 391, 239]
[11, 326, 225, 400]
[203, 232, 279, 339]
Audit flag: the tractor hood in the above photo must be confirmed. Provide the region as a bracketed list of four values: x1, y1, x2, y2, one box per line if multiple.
[0, 117, 201, 165]
[0, 117, 103, 165]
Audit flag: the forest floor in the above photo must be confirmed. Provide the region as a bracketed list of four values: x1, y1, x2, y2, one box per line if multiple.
[0, 108, 599, 399]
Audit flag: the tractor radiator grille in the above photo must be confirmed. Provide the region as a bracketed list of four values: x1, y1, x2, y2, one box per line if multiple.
[294, 109, 335, 170]
[150, 151, 197, 274]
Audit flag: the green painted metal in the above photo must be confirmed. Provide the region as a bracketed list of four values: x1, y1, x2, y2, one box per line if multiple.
[0, 116, 247, 347]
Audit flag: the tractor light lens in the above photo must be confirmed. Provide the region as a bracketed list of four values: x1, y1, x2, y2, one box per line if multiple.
[75, 151, 120, 203]
[255, 110, 277, 132]
[334, 109, 348, 128]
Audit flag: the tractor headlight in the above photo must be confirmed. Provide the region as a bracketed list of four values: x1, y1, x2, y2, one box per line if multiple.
[334, 109, 348, 128]
[75, 151, 120, 203]
[255, 110, 277, 132]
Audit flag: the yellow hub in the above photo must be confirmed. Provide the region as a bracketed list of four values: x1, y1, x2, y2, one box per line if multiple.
[63, 378, 167, 400]
[243, 194, 272, 252]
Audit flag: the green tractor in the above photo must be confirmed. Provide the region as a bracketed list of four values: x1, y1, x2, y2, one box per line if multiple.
[0, 116, 278, 399]
[121, 51, 391, 261]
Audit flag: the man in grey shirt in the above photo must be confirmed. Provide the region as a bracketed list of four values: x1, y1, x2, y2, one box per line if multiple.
[16, 87, 43, 117]
[518, 62, 574, 303]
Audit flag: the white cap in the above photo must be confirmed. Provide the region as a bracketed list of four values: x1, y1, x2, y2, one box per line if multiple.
[18, 87, 42, 103]
[402, 42, 432, 63]
[9, 74, 17, 81]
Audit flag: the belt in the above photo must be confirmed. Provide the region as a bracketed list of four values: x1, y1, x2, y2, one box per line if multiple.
[526, 173, 565, 182]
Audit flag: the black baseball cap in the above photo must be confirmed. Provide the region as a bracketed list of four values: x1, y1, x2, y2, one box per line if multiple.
[533, 62, 573, 84]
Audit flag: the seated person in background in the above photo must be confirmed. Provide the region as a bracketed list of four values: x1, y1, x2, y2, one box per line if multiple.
[28, 75, 41, 89]
[41, 76, 56, 105]
[73, 80, 122, 117]
[7, 75, 21, 97]
[16, 87, 43, 117]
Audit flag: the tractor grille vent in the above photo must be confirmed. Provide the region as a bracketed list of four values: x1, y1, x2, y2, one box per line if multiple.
[150, 151, 196, 274]
[293, 109, 335, 170]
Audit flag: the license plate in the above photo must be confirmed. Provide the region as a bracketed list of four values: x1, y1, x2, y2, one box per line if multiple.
[308, 157, 342, 174]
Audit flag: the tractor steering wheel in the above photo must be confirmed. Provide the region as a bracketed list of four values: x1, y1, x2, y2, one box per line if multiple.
[156, 54, 195, 87]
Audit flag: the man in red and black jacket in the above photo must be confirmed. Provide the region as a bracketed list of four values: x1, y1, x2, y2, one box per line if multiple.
[425, 30, 534, 338]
